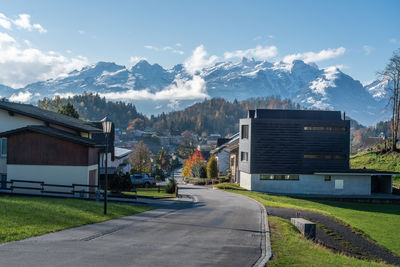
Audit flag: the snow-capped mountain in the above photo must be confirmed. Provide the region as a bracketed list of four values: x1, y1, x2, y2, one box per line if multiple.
[0, 58, 392, 126]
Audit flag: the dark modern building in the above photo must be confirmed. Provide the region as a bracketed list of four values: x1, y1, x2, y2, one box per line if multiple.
[239, 109, 394, 195]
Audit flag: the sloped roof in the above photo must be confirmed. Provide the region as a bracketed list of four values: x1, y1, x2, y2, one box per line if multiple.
[0, 125, 98, 147]
[114, 147, 132, 158]
[211, 133, 240, 154]
[0, 101, 102, 133]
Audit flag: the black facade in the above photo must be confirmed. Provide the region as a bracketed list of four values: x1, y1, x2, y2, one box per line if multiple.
[239, 109, 350, 175]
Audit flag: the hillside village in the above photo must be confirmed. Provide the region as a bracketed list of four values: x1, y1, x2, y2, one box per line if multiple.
[0, 2, 399, 267]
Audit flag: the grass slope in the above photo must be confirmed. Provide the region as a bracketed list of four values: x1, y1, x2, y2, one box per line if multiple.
[0, 196, 151, 243]
[217, 188, 400, 256]
[268, 216, 391, 267]
[351, 151, 400, 185]
[125, 188, 175, 198]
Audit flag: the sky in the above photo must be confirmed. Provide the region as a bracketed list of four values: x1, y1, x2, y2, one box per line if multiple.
[0, 0, 399, 88]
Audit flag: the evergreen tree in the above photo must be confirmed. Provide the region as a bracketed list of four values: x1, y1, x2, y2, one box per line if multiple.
[207, 156, 218, 178]
[57, 102, 79, 119]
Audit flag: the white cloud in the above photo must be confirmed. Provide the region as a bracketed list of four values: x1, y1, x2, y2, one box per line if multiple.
[175, 43, 182, 47]
[184, 45, 218, 75]
[253, 36, 262, 41]
[224, 45, 278, 60]
[363, 45, 375, 55]
[129, 56, 147, 65]
[390, 38, 400, 45]
[0, 13, 12, 29]
[283, 47, 346, 63]
[268, 35, 275, 39]
[13, 14, 47, 33]
[78, 30, 85, 35]
[9, 91, 32, 102]
[0, 13, 46, 33]
[24, 39, 32, 47]
[0, 31, 88, 88]
[101, 46, 214, 105]
[99, 75, 208, 101]
[144, 44, 184, 55]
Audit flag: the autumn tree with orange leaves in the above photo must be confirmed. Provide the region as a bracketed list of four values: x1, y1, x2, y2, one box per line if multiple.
[182, 151, 205, 177]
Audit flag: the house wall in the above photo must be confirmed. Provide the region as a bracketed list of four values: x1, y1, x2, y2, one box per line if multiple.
[4, 164, 98, 195]
[239, 171, 371, 195]
[0, 109, 46, 175]
[238, 116, 350, 175]
[7, 132, 98, 166]
[240, 171, 252, 190]
[216, 150, 230, 174]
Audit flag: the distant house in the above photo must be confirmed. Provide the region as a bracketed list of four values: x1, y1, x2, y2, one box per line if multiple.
[211, 133, 239, 176]
[239, 109, 395, 195]
[0, 100, 114, 197]
[100, 147, 132, 175]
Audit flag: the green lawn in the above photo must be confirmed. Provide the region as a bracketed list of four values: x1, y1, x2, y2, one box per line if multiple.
[0, 196, 152, 243]
[216, 186, 400, 256]
[268, 216, 391, 267]
[351, 151, 400, 185]
[125, 188, 175, 198]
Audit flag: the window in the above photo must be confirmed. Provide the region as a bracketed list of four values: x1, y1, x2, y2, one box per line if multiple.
[241, 125, 249, 139]
[0, 138, 6, 157]
[304, 126, 346, 131]
[304, 154, 346, 159]
[324, 175, 331, 181]
[335, 179, 344, 189]
[240, 151, 248, 162]
[260, 174, 299, 180]
[230, 157, 235, 167]
[1, 174, 6, 189]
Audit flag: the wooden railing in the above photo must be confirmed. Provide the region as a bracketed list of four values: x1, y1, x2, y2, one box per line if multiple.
[0, 179, 99, 198]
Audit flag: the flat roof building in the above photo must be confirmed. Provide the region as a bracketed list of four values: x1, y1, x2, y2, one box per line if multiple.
[239, 109, 394, 196]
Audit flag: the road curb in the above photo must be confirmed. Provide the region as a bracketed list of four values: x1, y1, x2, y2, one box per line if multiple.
[251, 197, 272, 267]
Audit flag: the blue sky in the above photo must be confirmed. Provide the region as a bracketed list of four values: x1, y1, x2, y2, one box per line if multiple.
[0, 0, 399, 88]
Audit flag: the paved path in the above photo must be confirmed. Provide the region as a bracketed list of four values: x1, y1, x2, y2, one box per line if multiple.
[0, 185, 265, 267]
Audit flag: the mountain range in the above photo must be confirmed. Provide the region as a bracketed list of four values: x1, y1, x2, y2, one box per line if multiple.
[0, 58, 391, 126]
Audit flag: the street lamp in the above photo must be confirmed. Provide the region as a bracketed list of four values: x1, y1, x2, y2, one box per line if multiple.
[101, 116, 112, 215]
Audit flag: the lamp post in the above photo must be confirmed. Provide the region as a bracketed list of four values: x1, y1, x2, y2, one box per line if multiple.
[101, 116, 112, 215]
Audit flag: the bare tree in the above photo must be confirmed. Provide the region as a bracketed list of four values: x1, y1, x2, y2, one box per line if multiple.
[380, 49, 400, 151]
[129, 141, 152, 173]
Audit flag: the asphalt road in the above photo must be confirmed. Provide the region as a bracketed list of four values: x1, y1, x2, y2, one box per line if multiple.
[0, 185, 265, 267]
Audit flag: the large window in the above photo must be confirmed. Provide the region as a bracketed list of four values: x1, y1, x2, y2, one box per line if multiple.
[241, 125, 249, 139]
[0, 138, 6, 157]
[260, 174, 299, 180]
[240, 151, 248, 162]
[304, 126, 346, 131]
[304, 154, 346, 159]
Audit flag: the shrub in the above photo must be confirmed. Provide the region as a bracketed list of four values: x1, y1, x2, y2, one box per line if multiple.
[109, 172, 132, 193]
[165, 178, 177, 194]
[207, 156, 218, 178]
[191, 162, 207, 178]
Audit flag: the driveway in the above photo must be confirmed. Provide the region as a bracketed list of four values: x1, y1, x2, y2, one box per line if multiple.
[0, 185, 266, 267]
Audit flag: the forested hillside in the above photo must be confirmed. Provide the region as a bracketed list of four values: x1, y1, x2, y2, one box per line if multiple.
[148, 97, 301, 136]
[38, 93, 144, 129]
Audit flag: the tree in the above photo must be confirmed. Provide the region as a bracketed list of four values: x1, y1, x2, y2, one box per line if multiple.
[57, 102, 79, 119]
[127, 118, 145, 131]
[207, 156, 218, 178]
[155, 149, 172, 174]
[129, 141, 152, 173]
[380, 49, 400, 151]
[182, 150, 205, 177]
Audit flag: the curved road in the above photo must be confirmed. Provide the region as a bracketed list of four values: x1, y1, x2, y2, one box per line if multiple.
[0, 185, 265, 267]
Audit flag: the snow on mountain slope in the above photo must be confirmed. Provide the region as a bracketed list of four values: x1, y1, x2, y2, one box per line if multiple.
[0, 58, 391, 126]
